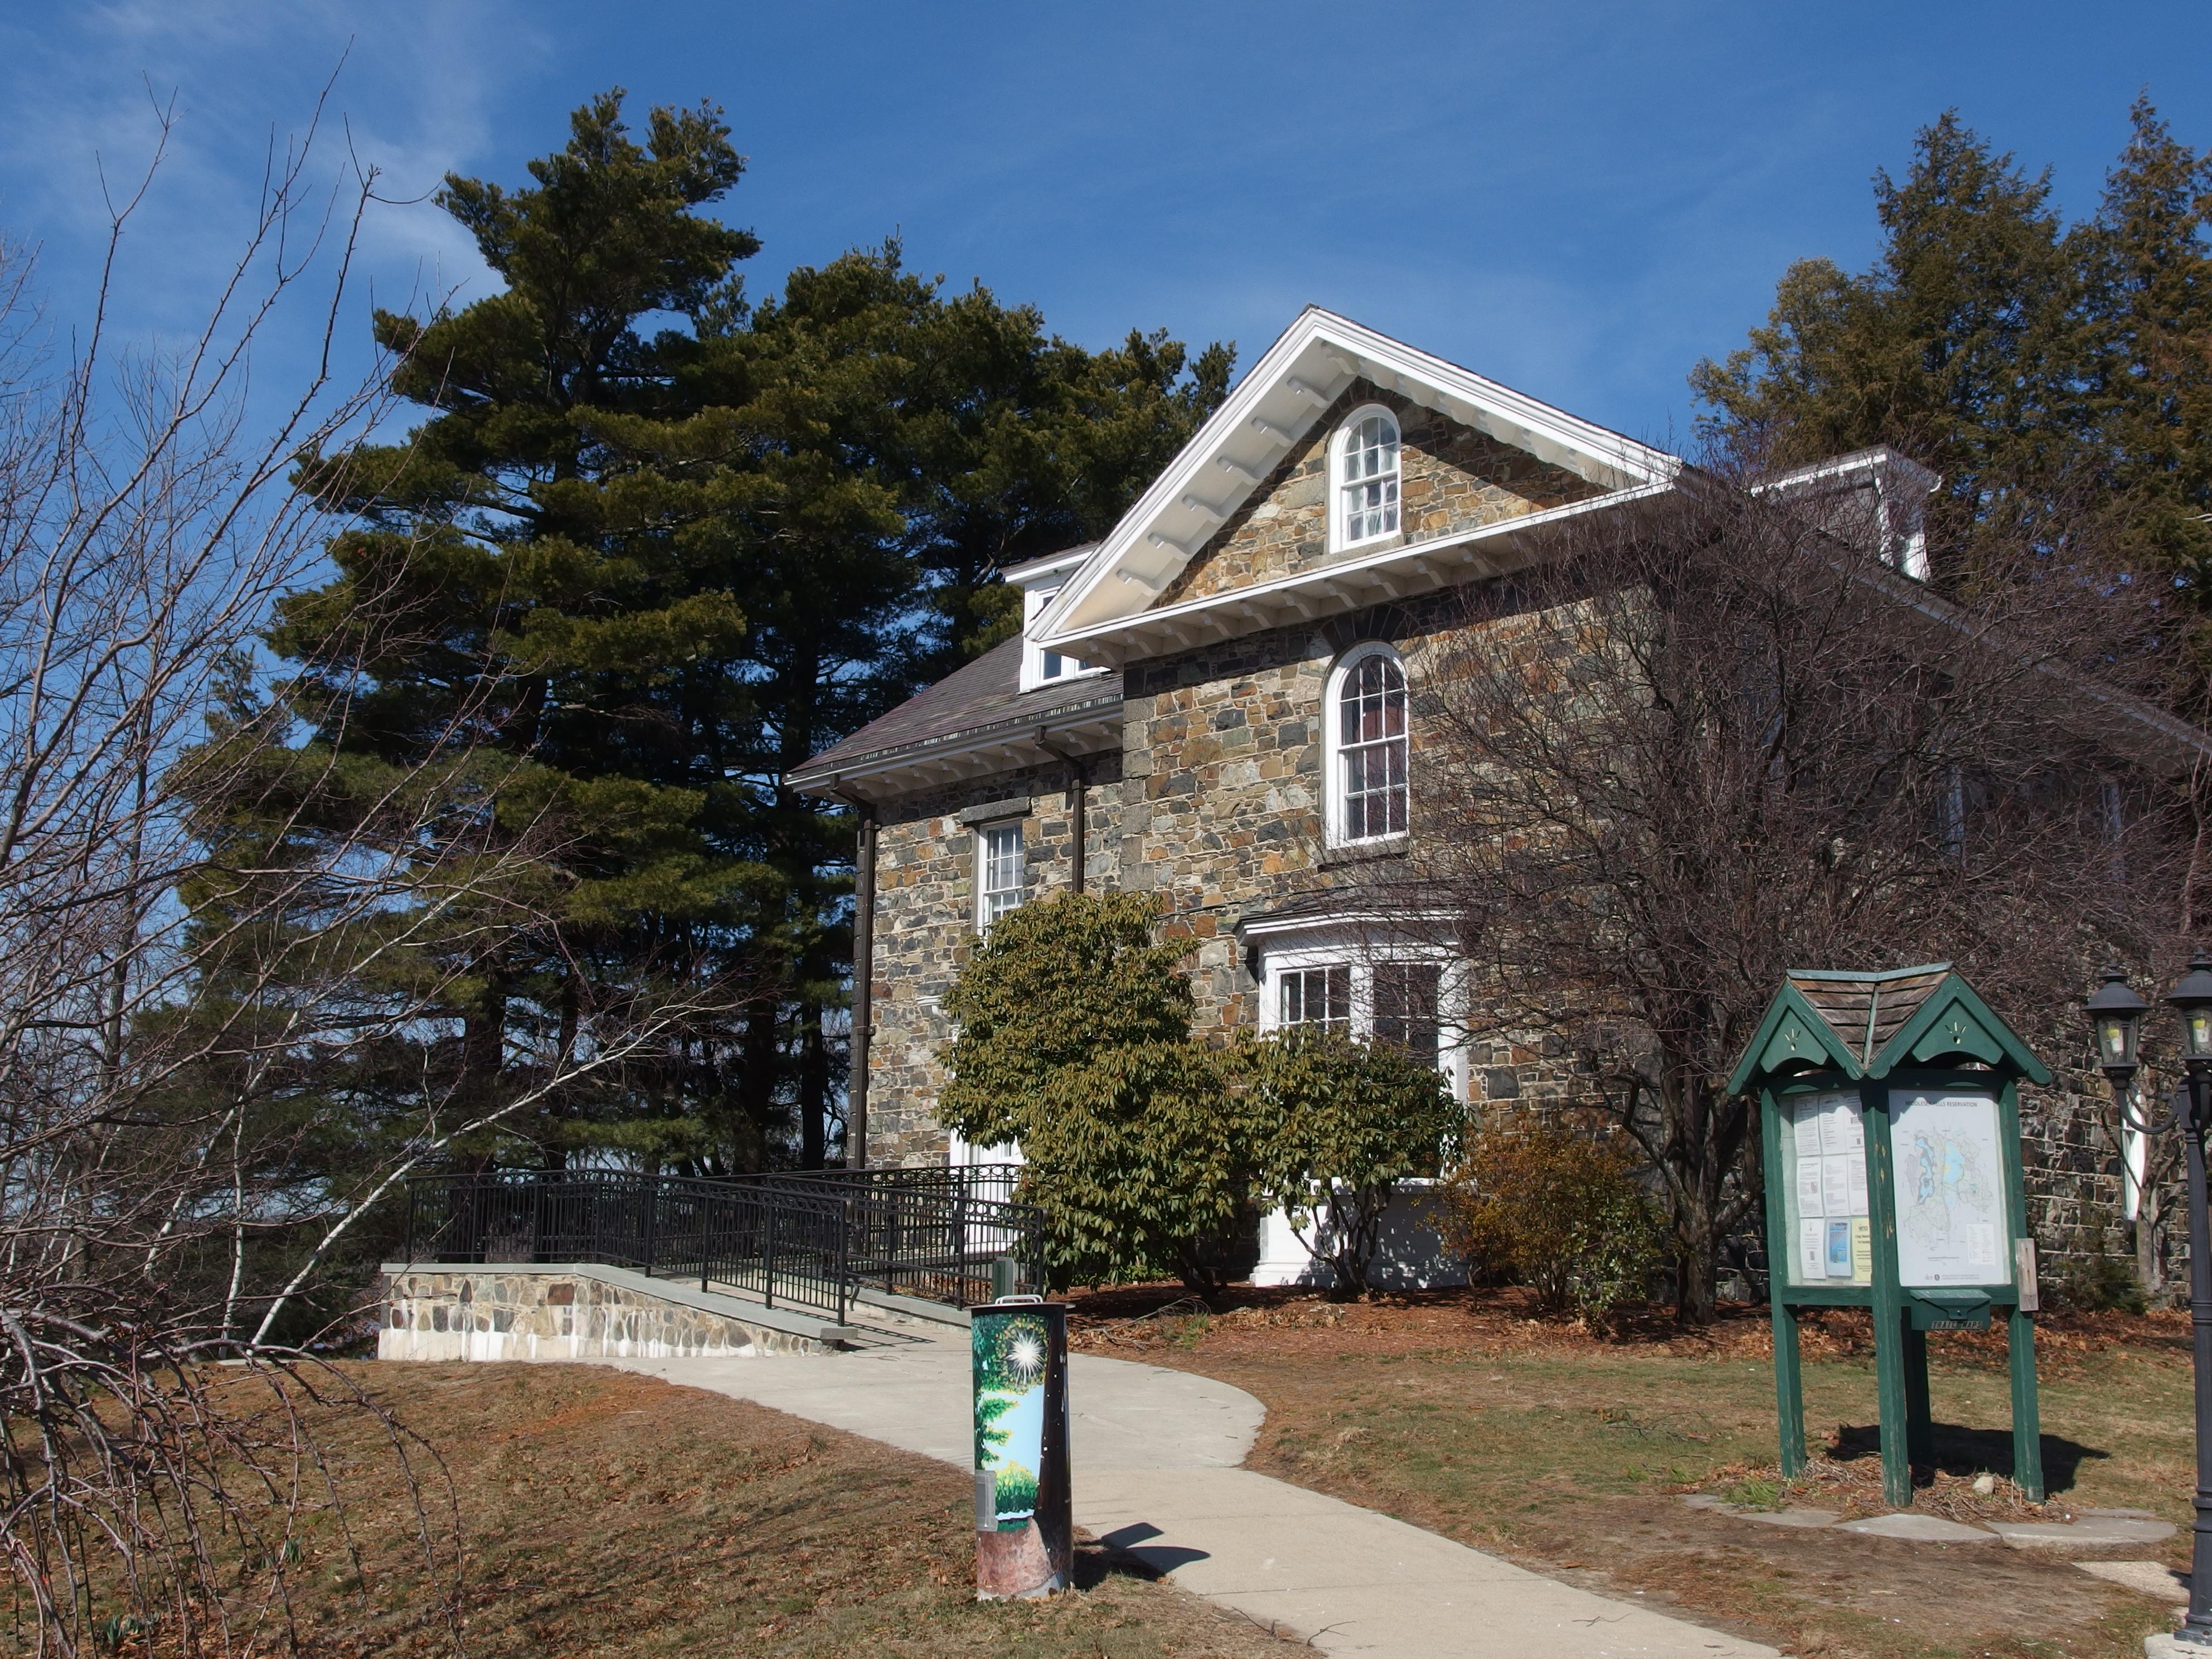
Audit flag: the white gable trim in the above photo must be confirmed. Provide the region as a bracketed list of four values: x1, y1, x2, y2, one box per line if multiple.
[1044, 479, 1677, 668]
[1035, 308, 1679, 651]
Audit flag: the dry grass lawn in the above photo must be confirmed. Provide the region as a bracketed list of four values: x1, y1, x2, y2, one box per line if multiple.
[1071, 1286, 2194, 1659]
[159, 1362, 1298, 1659]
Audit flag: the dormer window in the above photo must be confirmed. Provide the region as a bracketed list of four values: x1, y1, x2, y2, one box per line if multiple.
[1026, 583, 1085, 685]
[1007, 546, 1108, 692]
[1332, 407, 1400, 550]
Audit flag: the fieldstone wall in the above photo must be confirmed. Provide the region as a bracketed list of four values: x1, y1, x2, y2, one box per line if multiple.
[2019, 1049, 2181, 1291]
[378, 1268, 828, 1361]
[1156, 380, 1600, 608]
[862, 502, 2148, 1296]
[1118, 591, 1465, 1034]
[867, 751, 1123, 1167]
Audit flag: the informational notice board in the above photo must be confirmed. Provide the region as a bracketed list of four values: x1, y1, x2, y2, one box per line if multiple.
[1779, 1089, 1872, 1288]
[1737, 964, 2049, 1509]
[1888, 1088, 2012, 1289]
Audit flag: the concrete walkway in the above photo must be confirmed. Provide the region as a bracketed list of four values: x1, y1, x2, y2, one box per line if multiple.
[602, 1315, 1781, 1658]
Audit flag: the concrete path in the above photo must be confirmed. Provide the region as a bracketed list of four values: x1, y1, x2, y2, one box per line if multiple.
[602, 1316, 1781, 1658]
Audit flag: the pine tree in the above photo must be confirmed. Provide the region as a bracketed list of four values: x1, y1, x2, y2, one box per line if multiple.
[1695, 101, 2212, 625]
[1691, 111, 2092, 559]
[253, 91, 1231, 1173]
[2079, 98, 2212, 599]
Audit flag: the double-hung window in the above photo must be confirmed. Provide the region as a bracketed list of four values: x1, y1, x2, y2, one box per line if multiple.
[1265, 953, 1456, 1086]
[977, 822, 1026, 931]
[1279, 964, 1351, 1031]
[1373, 962, 1442, 1068]
[1335, 408, 1400, 549]
[1333, 648, 1409, 843]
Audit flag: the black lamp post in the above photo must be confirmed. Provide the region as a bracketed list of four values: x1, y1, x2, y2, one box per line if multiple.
[2087, 955, 2212, 1647]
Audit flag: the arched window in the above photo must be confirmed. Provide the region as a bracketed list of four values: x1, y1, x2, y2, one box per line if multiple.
[1328, 644, 1409, 844]
[1333, 407, 1400, 549]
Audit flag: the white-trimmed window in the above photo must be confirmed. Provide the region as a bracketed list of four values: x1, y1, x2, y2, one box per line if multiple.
[1332, 406, 1400, 550]
[1373, 961, 1442, 1068]
[1327, 643, 1409, 845]
[977, 821, 1026, 931]
[1018, 575, 1102, 691]
[1279, 964, 1351, 1030]
[1255, 938, 1465, 1095]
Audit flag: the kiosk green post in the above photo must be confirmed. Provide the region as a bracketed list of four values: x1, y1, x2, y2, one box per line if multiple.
[1728, 964, 2052, 1510]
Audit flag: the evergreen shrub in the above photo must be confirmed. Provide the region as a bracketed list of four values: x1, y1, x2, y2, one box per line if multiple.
[940, 893, 1249, 1292]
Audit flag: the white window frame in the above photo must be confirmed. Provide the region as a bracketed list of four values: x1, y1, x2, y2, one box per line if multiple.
[1018, 579, 1109, 692]
[976, 819, 1026, 933]
[1325, 641, 1411, 848]
[1330, 404, 1402, 553]
[1255, 935, 1468, 1101]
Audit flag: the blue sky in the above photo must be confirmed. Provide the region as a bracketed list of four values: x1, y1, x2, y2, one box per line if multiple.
[3, 2, 2208, 450]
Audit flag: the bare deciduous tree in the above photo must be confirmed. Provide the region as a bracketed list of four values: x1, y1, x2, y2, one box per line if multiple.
[0, 97, 763, 1652]
[1360, 473, 2200, 1322]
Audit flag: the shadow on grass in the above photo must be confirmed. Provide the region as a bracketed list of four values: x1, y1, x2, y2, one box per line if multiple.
[1828, 1420, 2108, 1492]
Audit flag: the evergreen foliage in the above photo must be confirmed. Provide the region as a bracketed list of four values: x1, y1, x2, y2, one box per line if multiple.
[1694, 100, 2212, 627]
[940, 894, 1463, 1297]
[237, 90, 1229, 1173]
[940, 893, 1245, 1291]
[1235, 1027, 1461, 1299]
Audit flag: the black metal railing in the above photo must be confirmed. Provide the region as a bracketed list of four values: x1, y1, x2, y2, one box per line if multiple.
[401, 1163, 1044, 1322]
[745, 1166, 1039, 1306]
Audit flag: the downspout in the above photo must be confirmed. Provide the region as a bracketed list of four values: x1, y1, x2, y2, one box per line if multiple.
[836, 788, 877, 1170]
[1040, 733, 1088, 894]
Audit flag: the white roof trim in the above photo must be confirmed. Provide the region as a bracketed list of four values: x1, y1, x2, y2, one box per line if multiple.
[1046, 480, 1677, 667]
[1237, 906, 1457, 941]
[1035, 308, 1679, 649]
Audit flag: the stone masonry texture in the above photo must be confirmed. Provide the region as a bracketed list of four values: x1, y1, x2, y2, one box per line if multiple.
[869, 752, 1122, 1166]
[377, 1267, 830, 1361]
[1156, 379, 1600, 608]
[858, 396, 2141, 1286]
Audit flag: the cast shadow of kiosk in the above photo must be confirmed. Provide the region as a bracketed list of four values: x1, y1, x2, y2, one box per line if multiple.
[1729, 963, 2050, 1510]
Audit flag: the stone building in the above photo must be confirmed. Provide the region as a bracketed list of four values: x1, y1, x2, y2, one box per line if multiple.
[788, 308, 2197, 1284]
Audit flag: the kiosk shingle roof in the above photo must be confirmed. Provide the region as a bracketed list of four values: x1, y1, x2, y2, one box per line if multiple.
[1785, 964, 1954, 1069]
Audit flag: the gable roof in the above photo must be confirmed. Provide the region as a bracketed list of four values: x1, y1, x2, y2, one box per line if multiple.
[784, 634, 1120, 802]
[1725, 963, 2053, 1095]
[1032, 307, 1681, 666]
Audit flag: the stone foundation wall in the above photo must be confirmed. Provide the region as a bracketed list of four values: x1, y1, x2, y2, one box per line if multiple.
[377, 1268, 830, 1361]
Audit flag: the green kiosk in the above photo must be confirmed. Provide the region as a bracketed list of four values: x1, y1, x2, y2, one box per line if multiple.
[1729, 963, 2050, 1509]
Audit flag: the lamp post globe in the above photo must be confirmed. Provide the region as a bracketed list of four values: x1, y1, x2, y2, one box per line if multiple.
[2087, 967, 2148, 1081]
[2169, 953, 2212, 1069]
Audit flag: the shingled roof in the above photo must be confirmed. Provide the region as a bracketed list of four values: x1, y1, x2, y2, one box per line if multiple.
[1727, 962, 2053, 1093]
[1785, 965, 1955, 1069]
[785, 636, 1123, 801]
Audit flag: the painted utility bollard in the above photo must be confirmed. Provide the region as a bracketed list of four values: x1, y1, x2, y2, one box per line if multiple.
[1729, 964, 2049, 1510]
[971, 1297, 1071, 1598]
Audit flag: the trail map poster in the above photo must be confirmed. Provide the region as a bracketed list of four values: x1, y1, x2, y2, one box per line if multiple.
[1889, 1090, 2011, 1288]
[1779, 1090, 1872, 1288]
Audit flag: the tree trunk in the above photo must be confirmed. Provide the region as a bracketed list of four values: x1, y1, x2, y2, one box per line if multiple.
[2140, 1173, 2166, 1301]
[799, 1002, 828, 1170]
[736, 998, 782, 1171]
[1674, 1219, 1720, 1325]
[463, 959, 510, 1146]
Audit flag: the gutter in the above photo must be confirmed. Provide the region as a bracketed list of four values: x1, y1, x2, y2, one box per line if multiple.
[787, 692, 1123, 798]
